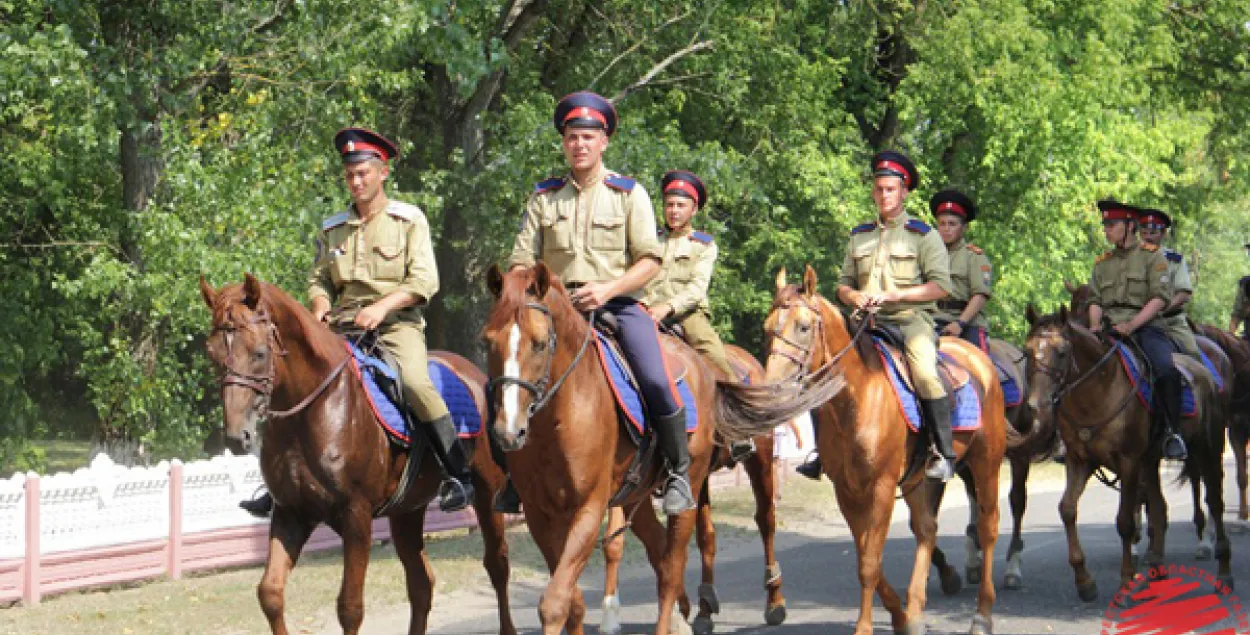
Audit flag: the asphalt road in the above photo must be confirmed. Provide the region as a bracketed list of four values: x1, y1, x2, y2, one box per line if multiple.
[349, 458, 1250, 635]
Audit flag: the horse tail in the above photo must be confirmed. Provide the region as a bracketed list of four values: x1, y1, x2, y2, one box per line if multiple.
[714, 364, 846, 443]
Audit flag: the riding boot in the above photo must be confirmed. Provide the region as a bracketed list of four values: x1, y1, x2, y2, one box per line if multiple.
[239, 488, 274, 519]
[655, 407, 696, 516]
[1156, 373, 1188, 461]
[728, 438, 756, 464]
[795, 412, 823, 480]
[428, 414, 476, 512]
[488, 430, 521, 514]
[922, 398, 956, 482]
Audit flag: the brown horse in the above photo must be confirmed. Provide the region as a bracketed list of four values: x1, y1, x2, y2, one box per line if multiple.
[482, 264, 829, 635]
[1023, 304, 1232, 602]
[762, 266, 1006, 635]
[1193, 323, 1250, 521]
[601, 344, 787, 635]
[199, 274, 515, 635]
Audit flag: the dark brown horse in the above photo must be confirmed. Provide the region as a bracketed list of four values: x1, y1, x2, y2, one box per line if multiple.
[200, 274, 515, 635]
[1023, 304, 1231, 602]
[482, 264, 828, 635]
[601, 343, 787, 635]
[763, 266, 1006, 635]
[1193, 323, 1250, 521]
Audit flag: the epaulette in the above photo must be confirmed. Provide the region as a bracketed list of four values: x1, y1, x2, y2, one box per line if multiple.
[1164, 249, 1182, 263]
[850, 222, 877, 235]
[604, 174, 637, 193]
[966, 243, 984, 255]
[534, 177, 567, 195]
[1140, 242, 1159, 252]
[904, 219, 931, 235]
[386, 201, 419, 222]
[690, 230, 714, 245]
[321, 212, 349, 231]
[1095, 251, 1112, 264]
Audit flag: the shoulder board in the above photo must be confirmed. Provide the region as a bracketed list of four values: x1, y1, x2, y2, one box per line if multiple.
[1140, 242, 1159, 252]
[604, 174, 637, 192]
[850, 222, 877, 235]
[534, 176, 567, 195]
[1240, 275, 1250, 284]
[904, 219, 931, 235]
[690, 231, 713, 245]
[321, 212, 349, 231]
[1164, 249, 1182, 263]
[1095, 251, 1112, 264]
[966, 243, 984, 255]
[386, 202, 419, 222]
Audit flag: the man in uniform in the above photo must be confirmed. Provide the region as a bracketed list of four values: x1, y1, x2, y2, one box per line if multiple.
[1136, 208, 1202, 361]
[504, 91, 695, 516]
[1086, 200, 1186, 460]
[931, 189, 993, 352]
[642, 170, 753, 462]
[1230, 243, 1250, 341]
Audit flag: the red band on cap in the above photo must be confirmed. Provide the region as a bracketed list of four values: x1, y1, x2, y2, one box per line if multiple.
[563, 106, 607, 127]
[343, 140, 389, 161]
[936, 201, 967, 217]
[664, 180, 700, 204]
[1139, 214, 1165, 227]
[1101, 208, 1134, 221]
[875, 160, 911, 187]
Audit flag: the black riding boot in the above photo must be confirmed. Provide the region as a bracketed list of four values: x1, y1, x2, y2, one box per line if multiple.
[1156, 373, 1188, 461]
[489, 430, 521, 514]
[922, 398, 956, 482]
[428, 414, 476, 512]
[795, 412, 822, 480]
[728, 439, 756, 464]
[239, 488, 274, 518]
[655, 407, 695, 515]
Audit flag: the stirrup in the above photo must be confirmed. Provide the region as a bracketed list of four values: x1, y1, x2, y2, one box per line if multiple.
[729, 439, 756, 463]
[926, 455, 955, 482]
[661, 474, 695, 515]
[437, 478, 473, 513]
[1162, 434, 1188, 461]
[795, 452, 823, 481]
[239, 489, 273, 519]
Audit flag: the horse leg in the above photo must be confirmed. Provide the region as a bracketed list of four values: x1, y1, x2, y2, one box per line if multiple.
[336, 505, 376, 635]
[1114, 461, 1145, 593]
[692, 479, 717, 635]
[1003, 455, 1028, 591]
[1201, 447, 1234, 590]
[901, 481, 941, 634]
[469, 473, 517, 635]
[1191, 475, 1212, 561]
[846, 483, 905, 635]
[390, 510, 435, 635]
[926, 473, 963, 595]
[970, 457, 1001, 635]
[602, 506, 627, 635]
[655, 507, 699, 635]
[957, 467, 982, 586]
[630, 498, 693, 627]
[257, 506, 315, 635]
[744, 446, 786, 625]
[536, 506, 602, 635]
[1059, 458, 1099, 602]
[1232, 417, 1249, 521]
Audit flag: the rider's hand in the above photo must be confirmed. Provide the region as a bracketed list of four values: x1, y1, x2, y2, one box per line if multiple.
[941, 322, 963, 337]
[312, 297, 331, 323]
[354, 303, 389, 330]
[1112, 322, 1135, 337]
[571, 282, 613, 312]
[648, 303, 673, 322]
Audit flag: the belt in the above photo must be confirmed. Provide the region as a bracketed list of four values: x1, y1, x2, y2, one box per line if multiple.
[937, 299, 968, 312]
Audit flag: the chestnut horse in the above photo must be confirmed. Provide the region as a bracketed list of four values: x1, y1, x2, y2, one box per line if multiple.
[1023, 304, 1231, 602]
[763, 266, 1006, 635]
[200, 275, 515, 635]
[482, 264, 834, 635]
[601, 344, 788, 635]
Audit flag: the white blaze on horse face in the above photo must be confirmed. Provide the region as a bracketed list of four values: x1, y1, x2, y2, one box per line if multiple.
[503, 323, 522, 437]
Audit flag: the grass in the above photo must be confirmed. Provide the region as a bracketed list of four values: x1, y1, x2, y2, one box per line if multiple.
[38, 440, 92, 474]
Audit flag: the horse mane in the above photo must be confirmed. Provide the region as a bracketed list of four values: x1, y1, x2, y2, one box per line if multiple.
[484, 267, 587, 345]
[214, 280, 346, 364]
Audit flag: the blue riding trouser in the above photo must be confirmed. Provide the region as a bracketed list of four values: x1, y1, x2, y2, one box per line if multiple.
[933, 317, 989, 354]
[1132, 325, 1180, 381]
[602, 298, 682, 418]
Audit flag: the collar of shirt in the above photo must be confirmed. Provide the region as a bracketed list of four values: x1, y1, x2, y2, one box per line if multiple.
[946, 238, 966, 253]
[877, 210, 909, 230]
[567, 165, 607, 191]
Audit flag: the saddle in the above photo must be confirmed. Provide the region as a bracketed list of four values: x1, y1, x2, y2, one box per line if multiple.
[869, 325, 972, 395]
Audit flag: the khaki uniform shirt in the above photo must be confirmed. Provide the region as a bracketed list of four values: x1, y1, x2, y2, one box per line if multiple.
[837, 211, 952, 318]
[507, 169, 662, 298]
[937, 239, 993, 328]
[1087, 241, 1173, 327]
[308, 200, 438, 326]
[642, 228, 717, 317]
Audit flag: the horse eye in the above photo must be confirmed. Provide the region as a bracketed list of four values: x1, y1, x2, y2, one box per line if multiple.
[797, 322, 811, 333]
[532, 341, 547, 353]
[253, 349, 267, 361]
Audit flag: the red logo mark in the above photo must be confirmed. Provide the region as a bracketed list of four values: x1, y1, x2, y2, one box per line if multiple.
[1102, 565, 1248, 634]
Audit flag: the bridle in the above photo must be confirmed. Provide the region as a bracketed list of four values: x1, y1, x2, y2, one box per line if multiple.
[485, 302, 596, 419]
[211, 308, 348, 421]
[766, 294, 866, 382]
[1030, 324, 1135, 437]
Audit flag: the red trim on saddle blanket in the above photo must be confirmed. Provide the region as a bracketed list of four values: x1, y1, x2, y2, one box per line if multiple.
[594, 336, 645, 434]
[344, 343, 410, 444]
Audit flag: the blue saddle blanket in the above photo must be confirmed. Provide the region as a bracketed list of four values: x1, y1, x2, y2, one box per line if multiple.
[1114, 343, 1199, 418]
[1199, 348, 1224, 393]
[873, 337, 982, 432]
[991, 357, 1022, 408]
[345, 342, 482, 444]
[593, 332, 698, 434]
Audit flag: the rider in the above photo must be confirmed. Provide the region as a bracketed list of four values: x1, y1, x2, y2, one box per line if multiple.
[642, 170, 754, 463]
[1086, 199, 1186, 461]
[931, 189, 993, 353]
[503, 91, 696, 517]
[796, 151, 956, 483]
[1230, 243, 1250, 342]
[1136, 208, 1202, 362]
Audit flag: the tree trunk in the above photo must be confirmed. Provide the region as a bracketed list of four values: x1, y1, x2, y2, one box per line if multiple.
[119, 116, 162, 268]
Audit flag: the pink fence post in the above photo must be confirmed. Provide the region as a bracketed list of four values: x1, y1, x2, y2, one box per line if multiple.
[23, 473, 39, 606]
[167, 460, 183, 581]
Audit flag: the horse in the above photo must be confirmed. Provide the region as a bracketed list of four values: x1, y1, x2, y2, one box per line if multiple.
[1023, 303, 1232, 602]
[1192, 323, 1250, 522]
[481, 263, 834, 635]
[601, 344, 788, 635]
[199, 274, 515, 635]
[762, 266, 1007, 635]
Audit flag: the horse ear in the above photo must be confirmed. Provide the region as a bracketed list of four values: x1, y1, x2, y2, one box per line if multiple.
[486, 264, 505, 299]
[802, 264, 819, 298]
[1058, 303, 1069, 324]
[1025, 303, 1038, 327]
[1063, 279, 1077, 294]
[774, 267, 788, 293]
[243, 273, 263, 309]
[199, 275, 217, 310]
[531, 262, 552, 299]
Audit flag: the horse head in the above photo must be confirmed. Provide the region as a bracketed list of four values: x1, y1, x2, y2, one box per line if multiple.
[1064, 280, 1094, 326]
[762, 264, 849, 385]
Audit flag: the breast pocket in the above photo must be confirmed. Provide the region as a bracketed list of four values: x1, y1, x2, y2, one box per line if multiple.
[540, 208, 574, 252]
[853, 247, 875, 288]
[1125, 272, 1150, 304]
[671, 254, 694, 282]
[371, 244, 405, 281]
[591, 212, 627, 251]
[888, 248, 920, 285]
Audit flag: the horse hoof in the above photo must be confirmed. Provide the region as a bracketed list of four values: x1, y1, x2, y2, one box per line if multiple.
[1196, 544, 1214, 561]
[895, 621, 927, 635]
[1078, 581, 1099, 603]
[1004, 573, 1023, 590]
[698, 583, 721, 614]
[942, 571, 964, 596]
[969, 614, 993, 635]
[764, 603, 787, 626]
[965, 566, 982, 585]
[692, 615, 714, 635]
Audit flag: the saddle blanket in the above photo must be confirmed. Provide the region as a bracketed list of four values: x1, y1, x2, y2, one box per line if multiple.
[1114, 343, 1199, 418]
[1199, 348, 1225, 393]
[345, 342, 482, 445]
[594, 332, 699, 435]
[991, 357, 1023, 408]
[873, 337, 982, 433]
